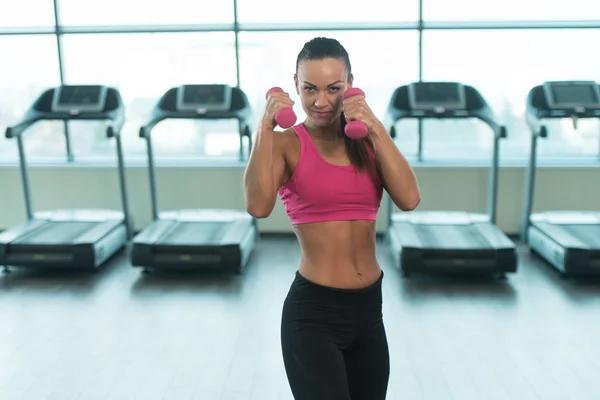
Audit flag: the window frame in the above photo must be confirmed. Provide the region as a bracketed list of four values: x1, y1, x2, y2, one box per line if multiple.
[0, 0, 599, 168]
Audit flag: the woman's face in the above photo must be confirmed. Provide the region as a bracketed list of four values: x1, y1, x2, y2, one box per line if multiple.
[294, 57, 353, 127]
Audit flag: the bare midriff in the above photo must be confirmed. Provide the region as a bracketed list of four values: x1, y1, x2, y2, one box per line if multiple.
[293, 219, 381, 289]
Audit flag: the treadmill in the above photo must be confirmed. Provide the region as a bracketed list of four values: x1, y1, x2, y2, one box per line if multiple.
[520, 80, 600, 276]
[383, 81, 518, 278]
[130, 84, 257, 274]
[0, 85, 133, 271]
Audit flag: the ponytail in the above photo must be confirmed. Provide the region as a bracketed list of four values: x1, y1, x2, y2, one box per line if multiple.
[341, 113, 373, 171]
[339, 112, 348, 137]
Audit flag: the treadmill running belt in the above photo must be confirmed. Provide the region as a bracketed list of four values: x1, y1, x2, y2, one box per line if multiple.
[414, 224, 491, 249]
[160, 222, 227, 245]
[14, 222, 98, 245]
[560, 224, 600, 248]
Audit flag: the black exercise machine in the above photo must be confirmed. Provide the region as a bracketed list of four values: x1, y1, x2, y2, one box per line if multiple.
[0, 85, 132, 271]
[383, 81, 518, 278]
[520, 80, 600, 276]
[130, 84, 257, 274]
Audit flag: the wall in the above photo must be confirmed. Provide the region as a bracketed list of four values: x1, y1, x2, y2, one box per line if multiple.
[0, 164, 598, 235]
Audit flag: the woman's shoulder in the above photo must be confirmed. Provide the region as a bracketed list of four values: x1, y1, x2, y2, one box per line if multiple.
[273, 127, 300, 154]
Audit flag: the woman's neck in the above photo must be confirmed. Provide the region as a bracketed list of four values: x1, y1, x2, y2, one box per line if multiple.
[303, 119, 342, 142]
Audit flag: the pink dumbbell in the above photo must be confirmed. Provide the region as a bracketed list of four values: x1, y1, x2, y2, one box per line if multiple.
[344, 88, 369, 139]
[266, 87, 297, 129]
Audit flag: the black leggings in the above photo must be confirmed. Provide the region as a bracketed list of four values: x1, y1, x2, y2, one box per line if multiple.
[280, 270, 390, 400]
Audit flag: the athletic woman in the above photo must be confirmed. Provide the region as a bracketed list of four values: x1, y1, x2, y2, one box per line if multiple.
[243, 37, 420, 400]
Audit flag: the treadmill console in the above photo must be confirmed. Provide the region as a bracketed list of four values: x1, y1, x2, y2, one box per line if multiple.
[51, 85, 108, 114]
[176, 84, 232, 113]
[408, 82, 467, 112]
[542, 81, 600, 111]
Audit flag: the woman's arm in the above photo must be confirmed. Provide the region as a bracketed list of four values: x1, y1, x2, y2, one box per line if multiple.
[370, 122, 421, 211]
[243, 90, 294, 218]
[343, 92, 420, 211]
[243, 126, 287, 218]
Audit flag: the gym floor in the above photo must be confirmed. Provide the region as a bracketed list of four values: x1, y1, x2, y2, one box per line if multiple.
[1, 235, 599, 400]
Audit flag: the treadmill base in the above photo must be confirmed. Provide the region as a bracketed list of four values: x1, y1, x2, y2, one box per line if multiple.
[387, 211, 518, 278]
[0, 215, 128, 270]
[131, 210, 258, 274]
[527, 223, 600, 277]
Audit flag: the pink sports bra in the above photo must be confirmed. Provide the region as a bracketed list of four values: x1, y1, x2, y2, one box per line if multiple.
[277, 123, 383, 225]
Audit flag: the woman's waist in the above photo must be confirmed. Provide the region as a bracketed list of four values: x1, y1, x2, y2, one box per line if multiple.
[285, 265, 384, 310]
[298, 258, 382, 289]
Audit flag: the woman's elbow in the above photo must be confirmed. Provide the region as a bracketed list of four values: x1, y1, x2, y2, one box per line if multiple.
[245, 202, 274, 219]
[396, 192, 421, 212]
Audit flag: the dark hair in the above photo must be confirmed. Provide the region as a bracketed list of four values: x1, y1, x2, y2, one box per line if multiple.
[296, 37, 374, 171]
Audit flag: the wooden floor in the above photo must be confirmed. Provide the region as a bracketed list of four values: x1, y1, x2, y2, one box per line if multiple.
[1, 236, 600, 400]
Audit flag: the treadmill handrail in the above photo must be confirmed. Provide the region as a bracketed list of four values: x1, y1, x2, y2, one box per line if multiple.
[384, 107, 507, 139]
[5, 89, 126, 139]
[138, 85, 255, 143]
[383, 82, 508, 139]
[106, 112, 125, 138]
[7, 109, 126, 140]
[5, 113, 43, 139]
[139, 115, 165, 138]
[138, 106, 254, 138]
[525, 83, 600, 139]
[525, 88, 549, 139]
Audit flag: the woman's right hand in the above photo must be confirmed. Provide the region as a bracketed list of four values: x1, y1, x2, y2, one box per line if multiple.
[261, 90, 295, 130]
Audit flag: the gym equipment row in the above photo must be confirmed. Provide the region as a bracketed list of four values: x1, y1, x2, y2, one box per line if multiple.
[0, 81, 598, 279]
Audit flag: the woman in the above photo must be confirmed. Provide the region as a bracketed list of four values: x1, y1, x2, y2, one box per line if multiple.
[243, 37, 420, 400]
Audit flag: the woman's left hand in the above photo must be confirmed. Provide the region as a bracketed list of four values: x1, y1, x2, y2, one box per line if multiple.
[342, 94, 384, 135]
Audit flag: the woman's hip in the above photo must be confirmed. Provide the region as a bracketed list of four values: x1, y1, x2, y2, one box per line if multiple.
[282, 269, 384, 326]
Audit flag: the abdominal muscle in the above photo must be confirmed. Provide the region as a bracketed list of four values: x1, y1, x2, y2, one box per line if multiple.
[293, 219, 382, 289]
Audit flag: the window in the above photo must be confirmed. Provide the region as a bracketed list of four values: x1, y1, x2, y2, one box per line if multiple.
[236, 0, 418, 24]
[57, 0, 234, 26]
[0, 35, 62, 162]
[0, 0, 56, 28]
[421, 29, 600, 161]
[60, 32, 239, 161]
[237, 30, 420, 157]
[423, 0, 600, 21]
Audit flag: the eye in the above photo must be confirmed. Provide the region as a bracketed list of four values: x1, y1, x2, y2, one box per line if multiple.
[329, 87, 341, 93]
[303, 87, 315, 93]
